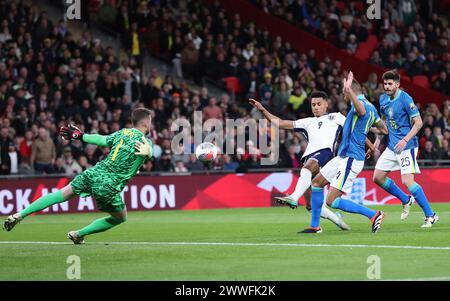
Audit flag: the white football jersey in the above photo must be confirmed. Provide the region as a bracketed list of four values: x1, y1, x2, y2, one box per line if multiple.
[292, 113, 346, 158]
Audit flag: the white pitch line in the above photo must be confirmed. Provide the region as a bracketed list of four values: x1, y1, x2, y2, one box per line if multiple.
[1, 241, 450, 251]
[384, 276, 450, 281]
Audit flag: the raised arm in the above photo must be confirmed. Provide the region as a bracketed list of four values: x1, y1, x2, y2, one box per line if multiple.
[249, 98, 294, 129]
[343, 71, 366, 117]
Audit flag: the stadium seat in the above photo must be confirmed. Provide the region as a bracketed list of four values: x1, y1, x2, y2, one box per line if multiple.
[413, 76, 430, 89]
[353, 1, 364, 12]
[224, 77, 241, 95]
[355, 35, 378, 61]
[335, 1, 345, 11]
[432, 74, 439, 82]
[402, 75, 411, 82]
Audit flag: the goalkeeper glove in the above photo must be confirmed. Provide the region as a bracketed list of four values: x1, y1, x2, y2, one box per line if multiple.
[134, 136, 152, 157]
[59, 124, 84, 141]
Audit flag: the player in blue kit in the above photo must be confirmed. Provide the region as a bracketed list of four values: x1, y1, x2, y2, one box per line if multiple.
[301, 72, 388, 233]
[372, 70, 439, 228]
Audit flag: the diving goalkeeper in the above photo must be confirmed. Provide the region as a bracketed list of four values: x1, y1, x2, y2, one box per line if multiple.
[3, 108, 153, 244]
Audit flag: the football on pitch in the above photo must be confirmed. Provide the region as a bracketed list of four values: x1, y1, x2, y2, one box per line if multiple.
[195, 142, 218, 163]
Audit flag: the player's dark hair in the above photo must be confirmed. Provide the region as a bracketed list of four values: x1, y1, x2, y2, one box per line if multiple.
[131, 108, 152, 126]
[310, 91, 328, 100]
[382, 69, 401, 82]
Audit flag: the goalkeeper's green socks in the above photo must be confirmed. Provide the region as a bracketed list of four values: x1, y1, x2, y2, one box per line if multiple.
[19, 190, 65, 218]
[78, 216, 126, 237]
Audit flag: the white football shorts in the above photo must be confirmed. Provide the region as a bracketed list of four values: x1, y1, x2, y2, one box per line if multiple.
[320, 156, 365, 193]
[375, 147, 420, 175]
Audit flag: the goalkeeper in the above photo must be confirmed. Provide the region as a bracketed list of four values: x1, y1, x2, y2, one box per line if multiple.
[3, 108, 153, 244]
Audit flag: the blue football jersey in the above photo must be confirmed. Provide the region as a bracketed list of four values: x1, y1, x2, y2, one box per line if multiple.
[338, 95, 381, 161]
[379, 90, 419, 152]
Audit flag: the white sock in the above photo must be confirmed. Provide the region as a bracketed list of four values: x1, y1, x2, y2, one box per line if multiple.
[320, 203, 340, 225]
[290, 168, 312, 201]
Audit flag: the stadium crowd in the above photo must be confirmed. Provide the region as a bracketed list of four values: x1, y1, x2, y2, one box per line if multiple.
[0, 0, 449, 177]
[252, 0, 450, 96]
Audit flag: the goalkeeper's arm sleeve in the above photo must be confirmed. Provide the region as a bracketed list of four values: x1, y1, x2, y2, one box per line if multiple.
[82, 134, 109, 147]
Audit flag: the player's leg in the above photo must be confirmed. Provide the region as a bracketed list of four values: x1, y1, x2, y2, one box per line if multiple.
[402, 173, 439, 228]
[301, 152, 350, 230]
[299, 156, 340, 233]
[304, 188, 311, 210]
[68, 193, 128, 244]
[3, 184, 76, 232]
[291, 159, 319, 201]
[299, 172, 329, 233]
[373, 148, 413, 219]
[320, 198, 351, 231]
[398, 147, 438, 226]
[274, 159, 319, 209]
[69, 209, 127, 244]
[303, 173, 350, 230]
[327, 157, 385, 232]
[373, 169, 411, 205]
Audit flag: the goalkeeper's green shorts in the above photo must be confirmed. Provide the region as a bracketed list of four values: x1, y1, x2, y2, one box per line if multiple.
[70, 168, 125, 213]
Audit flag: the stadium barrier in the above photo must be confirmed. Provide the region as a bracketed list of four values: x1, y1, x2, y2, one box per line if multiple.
[1, 168, 449, 215]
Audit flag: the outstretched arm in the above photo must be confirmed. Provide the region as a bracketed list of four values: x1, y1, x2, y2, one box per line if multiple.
[60, 124, 109, 147]
[82, 134, 109, 147]
[249, 98, 294, 129]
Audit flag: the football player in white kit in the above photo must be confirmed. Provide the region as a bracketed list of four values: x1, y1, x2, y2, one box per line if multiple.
[249, 91, 350, 230]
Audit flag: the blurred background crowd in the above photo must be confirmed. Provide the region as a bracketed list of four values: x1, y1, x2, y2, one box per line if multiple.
[0, 0, 448, 176]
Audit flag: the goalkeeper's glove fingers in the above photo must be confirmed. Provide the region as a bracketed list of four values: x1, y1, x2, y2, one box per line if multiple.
[59, 124, 84, 141]
[134, 136, 152, 157]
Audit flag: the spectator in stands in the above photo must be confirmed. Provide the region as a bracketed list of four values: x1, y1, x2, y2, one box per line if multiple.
[203, 97, 223, 121]
[19, 130, 33, 162]
[272, 82, 290, 115]
[181, 40, 199, 84]
[438, 139, 449, 160]
[346, 34, 358, 55]
[419, 140, 438, 166]
[5, 142, 19, 175]
[223, 154, 239, 171]
[432, 72, 450, 95]
[0, 127, 13, 174]
[155, 149, 174, 172]
[174, 160, 188, 172]
[279, 144, 301, 168]
[62, 147, 82, 175]
[186, 154, 205, 171]
[30, 128, 55, 174]
[53, 157, 66, 174]
[124, 22, 143, 67]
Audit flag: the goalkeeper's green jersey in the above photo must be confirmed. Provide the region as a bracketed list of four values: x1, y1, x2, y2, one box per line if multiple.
[89, 128, 152, 188]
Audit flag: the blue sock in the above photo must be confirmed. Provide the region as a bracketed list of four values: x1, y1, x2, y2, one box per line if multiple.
[381, 178, 409, 205]
[408, 183, 434, 217]
[331, 197, 377, 220]
[310, 186, 324, 228]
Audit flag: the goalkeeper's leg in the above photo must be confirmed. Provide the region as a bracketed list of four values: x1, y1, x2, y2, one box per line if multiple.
[68, 209, 127, 244]
[3, 185, 76, 231]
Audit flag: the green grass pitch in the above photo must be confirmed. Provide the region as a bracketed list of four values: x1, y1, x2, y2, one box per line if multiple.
[1, 204, 450, 281]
